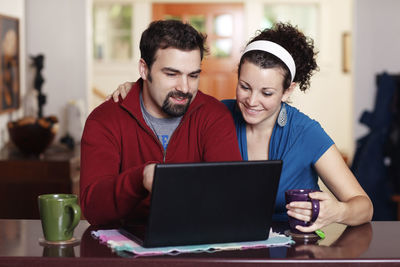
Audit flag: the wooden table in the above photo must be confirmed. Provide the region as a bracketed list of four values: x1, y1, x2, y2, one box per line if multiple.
[0, 144, 80, 219]
[0, 219, 399, 266]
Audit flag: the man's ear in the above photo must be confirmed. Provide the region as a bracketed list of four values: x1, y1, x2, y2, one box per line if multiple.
[139, 59, 149, 80]
[282, 82, 296, 102]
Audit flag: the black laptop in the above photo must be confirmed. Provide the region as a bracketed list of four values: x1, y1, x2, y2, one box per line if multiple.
[120, 160, 282, 248]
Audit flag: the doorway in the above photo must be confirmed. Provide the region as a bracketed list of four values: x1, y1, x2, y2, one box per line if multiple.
[153, 3, 244, 100]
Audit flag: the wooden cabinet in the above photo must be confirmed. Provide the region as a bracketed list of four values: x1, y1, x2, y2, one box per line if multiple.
[0, 144, 80, 219]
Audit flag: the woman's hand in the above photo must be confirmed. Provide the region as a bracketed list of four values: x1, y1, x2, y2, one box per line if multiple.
[286, 191, 343, 233]
[105, 81, 134, 102]
[287, 144, 373, 233]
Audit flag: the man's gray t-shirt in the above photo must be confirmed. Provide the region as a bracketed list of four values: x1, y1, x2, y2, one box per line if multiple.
[140, 93, 182, 150]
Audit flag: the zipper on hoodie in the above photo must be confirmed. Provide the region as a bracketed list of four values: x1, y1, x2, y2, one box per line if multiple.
[122, 96, 203, 163]
[162, 107, 197, 162]
[146, 125, 167, 162]
[120, 105, 165, 161]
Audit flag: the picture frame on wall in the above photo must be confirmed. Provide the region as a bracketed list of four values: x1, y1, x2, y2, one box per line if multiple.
[0, 14, 19, 114]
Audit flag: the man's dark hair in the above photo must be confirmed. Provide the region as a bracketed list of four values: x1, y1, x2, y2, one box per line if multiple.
[140, 20, 208, 70]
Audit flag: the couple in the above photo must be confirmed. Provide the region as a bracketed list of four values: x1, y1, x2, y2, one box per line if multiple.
[81, 20, 373, 233]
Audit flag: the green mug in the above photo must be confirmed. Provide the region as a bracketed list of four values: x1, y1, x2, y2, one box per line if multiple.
[38, 194, 81, 242]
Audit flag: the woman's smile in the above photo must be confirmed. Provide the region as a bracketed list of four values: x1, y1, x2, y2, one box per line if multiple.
[243, 105, 264, 116]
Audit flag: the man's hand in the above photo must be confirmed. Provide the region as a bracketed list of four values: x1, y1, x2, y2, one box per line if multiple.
[143, 163, 156, 192]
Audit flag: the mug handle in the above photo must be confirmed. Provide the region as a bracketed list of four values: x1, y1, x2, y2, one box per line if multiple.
[66, 203, 81, 233]
[310, 198, 320, 222]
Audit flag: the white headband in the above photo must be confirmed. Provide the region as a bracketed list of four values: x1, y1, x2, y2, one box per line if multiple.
[243, 40, 296, 82]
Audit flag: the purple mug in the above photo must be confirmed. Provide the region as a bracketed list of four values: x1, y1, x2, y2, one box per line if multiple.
[285, 189, 320, 234]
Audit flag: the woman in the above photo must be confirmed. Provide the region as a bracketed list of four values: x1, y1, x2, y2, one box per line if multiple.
[108, 22, 373, 233]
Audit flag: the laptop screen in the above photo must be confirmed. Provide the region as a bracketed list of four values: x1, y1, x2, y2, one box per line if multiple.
[123, 160, 282, 248]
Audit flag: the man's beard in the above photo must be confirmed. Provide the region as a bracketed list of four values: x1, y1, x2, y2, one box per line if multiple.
[162, 91, 193, 117]
[147, 72, 193, 117]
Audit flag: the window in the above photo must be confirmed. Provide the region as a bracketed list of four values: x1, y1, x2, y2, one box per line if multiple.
[93, 3, 133, 61]
[262, 4, 319, 43]
[211, 14, 233, 58]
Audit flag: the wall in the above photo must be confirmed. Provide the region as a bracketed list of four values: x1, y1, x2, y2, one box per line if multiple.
[354, 0, 400, 140]
[0, 0, 25, 148]
[92, 0, 355, 156]
[5, 0, 395, 154]
[25, 0, 89, 141]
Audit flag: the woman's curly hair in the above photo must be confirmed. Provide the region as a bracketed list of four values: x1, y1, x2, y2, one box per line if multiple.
[238, 22, 318, 92]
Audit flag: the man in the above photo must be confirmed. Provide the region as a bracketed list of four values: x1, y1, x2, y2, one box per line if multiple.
[80, 20, 242, 226]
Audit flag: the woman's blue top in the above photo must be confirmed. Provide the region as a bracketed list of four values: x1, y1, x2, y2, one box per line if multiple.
[222, 100, 334, 221]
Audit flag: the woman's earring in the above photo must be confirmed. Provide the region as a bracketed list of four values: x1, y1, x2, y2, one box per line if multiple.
[277, 103, 287, 127]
